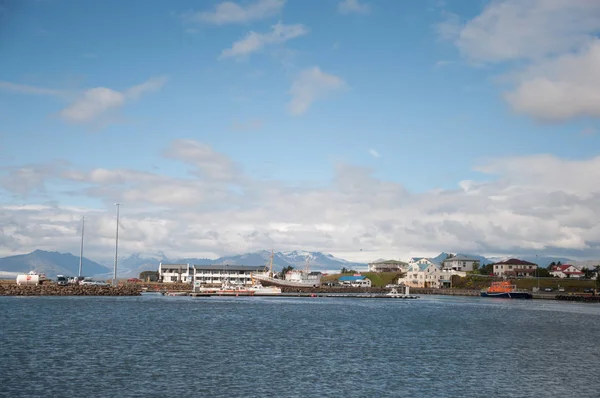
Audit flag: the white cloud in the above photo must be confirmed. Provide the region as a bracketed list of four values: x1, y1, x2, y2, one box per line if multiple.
[2, 140, 600, 263]
[338, 0, 370, 15]
[0, 81, 66, 97]
[443, 0, 600, 122]
[288, 67, 347, 115]
[59, 87, 125, 124]
[503, 40, 600, 122]
[580, 127, 598, 136]
[368, 149, 381, 158]
[0, 76, 168, 125]
[59, 76, 168, 124]
[455, 0, 600, 63]
[220, 22, 307, 58]
[188, 0, 285, 25]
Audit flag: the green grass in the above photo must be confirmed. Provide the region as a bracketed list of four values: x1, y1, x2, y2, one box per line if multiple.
[323, 272, 402, 288]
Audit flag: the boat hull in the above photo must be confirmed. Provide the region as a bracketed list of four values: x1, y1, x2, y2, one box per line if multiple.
[481, 291, 532, 299]
[252, 274, 321, 288]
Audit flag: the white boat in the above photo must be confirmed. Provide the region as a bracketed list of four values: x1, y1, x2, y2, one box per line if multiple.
[251, 252, 322, 288]
[247, 282, 282, 295]
[386, 285, 418, 299]
[193, 279, 255, 295]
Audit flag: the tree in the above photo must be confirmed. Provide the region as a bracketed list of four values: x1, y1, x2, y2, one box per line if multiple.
[556, 261, 562, 266]
[479, 263, 493, 275]
[472, 261, 480, 272]
[341, 267, 357, 274]
[582, 267, 595, 279]
[547, 261, 556, 270]
[536, 268, 550, 278]
[279, 266, 294, 278]
[139, 271, 159, 282]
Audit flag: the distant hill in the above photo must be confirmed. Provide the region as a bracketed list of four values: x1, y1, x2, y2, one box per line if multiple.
[93, 250, 368, 277]
[0, 250, 110, 278]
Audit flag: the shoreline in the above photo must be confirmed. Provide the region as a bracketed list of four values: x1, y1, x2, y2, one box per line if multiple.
[1, 283, 598, 302]
[0, 284, 142, 296]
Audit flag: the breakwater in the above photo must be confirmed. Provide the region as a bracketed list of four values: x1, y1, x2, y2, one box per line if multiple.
[556, 294, 600, 303]
[0, 284, 142, 296]
[411, 288, 480, 296]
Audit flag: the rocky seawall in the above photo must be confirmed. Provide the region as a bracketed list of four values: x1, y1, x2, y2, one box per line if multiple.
[0, 284, 142, 296]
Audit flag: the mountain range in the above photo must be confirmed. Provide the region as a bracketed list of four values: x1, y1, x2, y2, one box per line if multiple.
[0, 249, 587, 280]
[0, 249, 368, 279]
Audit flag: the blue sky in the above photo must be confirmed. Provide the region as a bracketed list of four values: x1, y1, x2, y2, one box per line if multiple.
[1, 0, 600, 263]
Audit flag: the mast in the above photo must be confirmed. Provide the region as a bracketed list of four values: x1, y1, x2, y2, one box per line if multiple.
[304, 256, 311, 274]
[78, 216, 85, 277]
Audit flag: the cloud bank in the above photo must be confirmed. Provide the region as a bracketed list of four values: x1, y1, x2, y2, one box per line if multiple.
[2, 139, 600, 263]
[440, 0, 600, 123]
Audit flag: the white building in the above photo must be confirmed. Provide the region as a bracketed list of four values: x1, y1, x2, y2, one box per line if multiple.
[368, 259, 409, 273]
[492, 258, 538, 278]
[159, 263, 193, 283]
[192, 265, 266, 286]
[550, 264, 584, 279]
[441, 256, 480, 272]
[399, 258, 466, 288]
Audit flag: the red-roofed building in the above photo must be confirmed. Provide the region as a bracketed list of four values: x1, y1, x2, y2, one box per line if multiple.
[493, 258, 538, 278]
[550, 264, 584, 279]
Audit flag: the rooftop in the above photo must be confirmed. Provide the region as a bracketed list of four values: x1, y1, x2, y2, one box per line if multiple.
[443, 256, 479, 262]
[494, 258, 537, 266]
[338, 275, 367, 281]
[192, 265, 266, 272]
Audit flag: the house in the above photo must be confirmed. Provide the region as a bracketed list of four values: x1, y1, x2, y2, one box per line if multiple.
[338, 275, 372, 287]
[398, 258, 466, 288]
[550, 264, 584, 279]
[441, 256, 480, 272]
[192, 264, 267, 286]
[492, 258, 538, 278]
[158, 263, 193, 283]
[368, 259, 409, 273]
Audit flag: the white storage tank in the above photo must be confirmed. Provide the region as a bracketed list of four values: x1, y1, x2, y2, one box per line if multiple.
[16, 271, 48, 286]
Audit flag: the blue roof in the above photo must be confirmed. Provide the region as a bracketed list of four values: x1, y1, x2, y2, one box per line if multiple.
[339, 275, 367, 281]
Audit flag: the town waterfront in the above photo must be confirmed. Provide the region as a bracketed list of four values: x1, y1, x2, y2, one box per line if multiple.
[1, 295, 599, 397]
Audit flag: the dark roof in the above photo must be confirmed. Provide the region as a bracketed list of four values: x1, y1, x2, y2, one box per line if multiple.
[192, 264, 265, 272]
[494, 258, 537, 266]
[370, 259, 407, 265]
[442, 256, 479, 262]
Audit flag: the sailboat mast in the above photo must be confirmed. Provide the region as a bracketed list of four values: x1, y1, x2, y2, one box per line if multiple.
[78, 216, 85, 277]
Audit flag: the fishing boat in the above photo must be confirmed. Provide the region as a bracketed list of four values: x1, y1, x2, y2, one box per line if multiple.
[481, 280, 532, 299]
[193, 279, 255, 296]
[251, 251, 322, 288]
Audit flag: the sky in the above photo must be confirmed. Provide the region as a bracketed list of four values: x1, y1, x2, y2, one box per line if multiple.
[1, 0, 600, 264]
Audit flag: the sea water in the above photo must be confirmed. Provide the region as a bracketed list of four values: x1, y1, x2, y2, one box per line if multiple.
[1, 295, 599, 397]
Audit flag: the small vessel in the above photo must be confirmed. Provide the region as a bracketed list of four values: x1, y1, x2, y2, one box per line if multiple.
[248, 281, 282, 295]
[193, 279, 255, 296]
[386, 285, 418, 299]
[481, 281, 532, 299]
[252, 251, 322, 288]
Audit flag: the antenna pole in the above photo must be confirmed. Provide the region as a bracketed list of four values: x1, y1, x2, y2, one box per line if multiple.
[112, 203, 122, 287]
[78, 216, 85, 277]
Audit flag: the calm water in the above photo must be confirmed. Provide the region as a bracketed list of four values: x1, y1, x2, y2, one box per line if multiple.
[1, 295, 599, 398]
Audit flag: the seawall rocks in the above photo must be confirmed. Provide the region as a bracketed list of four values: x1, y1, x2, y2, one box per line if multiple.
[0, 284, 142, 296]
